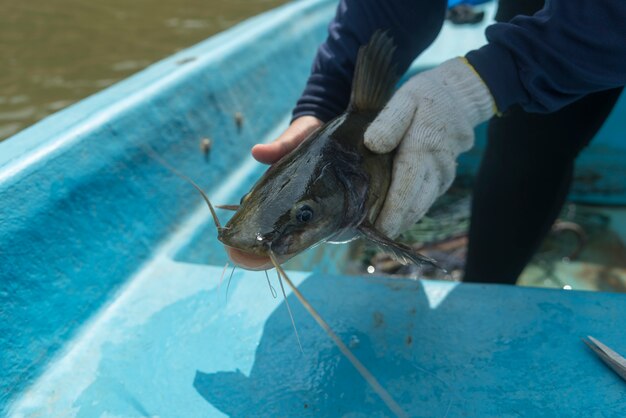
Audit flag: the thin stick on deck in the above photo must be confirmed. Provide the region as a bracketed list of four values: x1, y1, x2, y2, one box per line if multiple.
[268, 251, 409, 418]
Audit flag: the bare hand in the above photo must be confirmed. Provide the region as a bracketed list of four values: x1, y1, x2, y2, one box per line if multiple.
[251, 116, 323, 164]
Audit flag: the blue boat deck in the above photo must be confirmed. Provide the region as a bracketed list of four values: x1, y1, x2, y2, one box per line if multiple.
[9, 260, 626, 416]
[3, 1, 626, 416]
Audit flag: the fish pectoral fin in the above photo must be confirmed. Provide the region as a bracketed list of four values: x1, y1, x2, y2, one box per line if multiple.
[216, 204, 240, 211]
[358, 222, 443, 271]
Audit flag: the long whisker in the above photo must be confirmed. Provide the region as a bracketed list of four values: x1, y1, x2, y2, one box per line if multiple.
[225, 266, 236, 301]
[216, 204, 240, 211]
[218, 262, 229, 293]
[264, 270, 278, 298]
[268, 250, 408, 418]
[143, 145, 222, 231]
[272, 261, 304, 354]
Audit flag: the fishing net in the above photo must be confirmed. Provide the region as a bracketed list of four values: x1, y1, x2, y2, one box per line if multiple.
[356, 184, 626, 290]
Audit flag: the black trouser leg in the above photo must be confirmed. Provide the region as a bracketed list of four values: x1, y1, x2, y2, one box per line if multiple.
[462, 0, 623, 284]
[463, 88, 623, 284]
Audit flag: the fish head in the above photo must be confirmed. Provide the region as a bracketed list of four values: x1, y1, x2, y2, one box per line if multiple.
[218, 160, 358, 265]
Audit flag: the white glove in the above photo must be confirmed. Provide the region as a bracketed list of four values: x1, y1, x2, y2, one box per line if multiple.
[364, 58, 496, 238]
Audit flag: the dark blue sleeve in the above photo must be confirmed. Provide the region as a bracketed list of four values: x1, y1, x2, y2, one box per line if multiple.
[466, 1, 626, 113]
[292, 0, 447, 122]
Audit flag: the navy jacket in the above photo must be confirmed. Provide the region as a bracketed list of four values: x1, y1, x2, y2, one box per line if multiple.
[293, 0, 626, 121]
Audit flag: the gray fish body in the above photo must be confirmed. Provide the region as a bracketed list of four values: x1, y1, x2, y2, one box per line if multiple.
[219, 32, 438, 268]
[219, 108, 392, 259]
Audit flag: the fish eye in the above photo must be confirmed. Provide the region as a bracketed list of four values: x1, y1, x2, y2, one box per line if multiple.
[295, 204, 314, 223]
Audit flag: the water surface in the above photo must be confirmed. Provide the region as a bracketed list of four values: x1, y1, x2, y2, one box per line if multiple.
[0, 0, 288, 140]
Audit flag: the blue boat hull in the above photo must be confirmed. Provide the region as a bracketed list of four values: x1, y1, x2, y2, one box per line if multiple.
[1, 1, 626, 416]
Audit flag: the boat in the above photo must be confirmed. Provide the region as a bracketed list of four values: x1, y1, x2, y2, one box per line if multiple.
[2, 0, 626, 416]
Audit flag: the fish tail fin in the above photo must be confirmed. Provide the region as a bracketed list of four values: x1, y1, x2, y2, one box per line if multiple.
[348, 30, 399, 112]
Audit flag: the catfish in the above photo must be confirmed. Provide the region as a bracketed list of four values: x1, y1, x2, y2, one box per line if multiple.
[218, 31, 437, 271]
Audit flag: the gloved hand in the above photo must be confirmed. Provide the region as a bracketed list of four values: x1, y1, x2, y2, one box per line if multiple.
[364, 57, 496, 238]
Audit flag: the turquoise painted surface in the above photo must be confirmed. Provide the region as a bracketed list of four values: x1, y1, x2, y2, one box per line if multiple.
[2, 0, 626, 416]
[9, 266, 626, 417]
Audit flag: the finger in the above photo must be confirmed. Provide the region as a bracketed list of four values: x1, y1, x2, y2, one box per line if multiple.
[252, 141, 299, 165]
[252, 116, 323, 164]
[364, 89, 416, 154]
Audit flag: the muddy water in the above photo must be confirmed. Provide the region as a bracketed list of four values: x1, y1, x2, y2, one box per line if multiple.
[0, 0, 288, 140]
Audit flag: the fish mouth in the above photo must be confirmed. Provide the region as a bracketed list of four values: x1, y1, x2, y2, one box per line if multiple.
[223, 243, 293, 271]
[219, 228, 294, 270]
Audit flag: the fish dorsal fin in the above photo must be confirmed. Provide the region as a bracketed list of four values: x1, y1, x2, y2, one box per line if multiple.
[349, 31, 399, 112]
